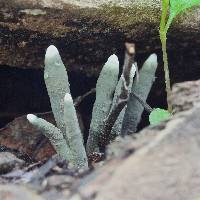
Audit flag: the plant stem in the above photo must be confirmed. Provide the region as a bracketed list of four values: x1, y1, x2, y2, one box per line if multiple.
[159, 0, 169, 31]
[159, 0, 173, 113]
[160, 33, 172, 112]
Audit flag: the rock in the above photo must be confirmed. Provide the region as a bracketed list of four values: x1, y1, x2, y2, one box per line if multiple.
[0, 184, 44, 200]
[0, 0, 199, 77]
[69, 79, 200, 200]
[45, 175, 74, 188]
[41, 189, 70, 200]
[71, 104, 200, 200]
[170, 80, 200, 113]
[0, 152, 25, 174]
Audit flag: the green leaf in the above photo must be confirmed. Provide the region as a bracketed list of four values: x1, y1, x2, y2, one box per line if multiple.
[149, 108, 171, 125]
[166, 0, 200, 31]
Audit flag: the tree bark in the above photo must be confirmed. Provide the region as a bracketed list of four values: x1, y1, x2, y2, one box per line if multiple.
[0, 0, 200, 76]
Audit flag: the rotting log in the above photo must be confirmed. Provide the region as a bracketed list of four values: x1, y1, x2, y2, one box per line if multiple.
[0, 0, 200, 77]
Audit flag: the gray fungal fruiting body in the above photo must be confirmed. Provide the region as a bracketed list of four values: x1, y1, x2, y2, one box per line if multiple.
[86, 55, 119, 156]
[111, 64, 136, 136]
[27, 43, 157, 165]
[27, 114, 71, 160]
[64, 93, 88, 168]
[44, 45, 70, 140]
[27, 45, 88, 169]
[122, 54, 158, 135]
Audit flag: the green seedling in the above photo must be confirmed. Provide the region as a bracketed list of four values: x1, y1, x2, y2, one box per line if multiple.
[160, 0, 200, 112]
[149, 108, 171, 125]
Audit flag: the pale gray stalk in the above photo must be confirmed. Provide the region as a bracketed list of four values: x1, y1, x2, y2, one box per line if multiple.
[44, 45, 70, 141]
[122, 54, 158, 135]
[86, 54, 119, 156]
[64, 93, 88, 168]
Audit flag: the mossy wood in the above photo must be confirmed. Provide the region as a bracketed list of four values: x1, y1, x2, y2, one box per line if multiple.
[0, 0, 199, 76]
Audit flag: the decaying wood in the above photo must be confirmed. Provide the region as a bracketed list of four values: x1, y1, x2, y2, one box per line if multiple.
[0, 0, 199, 76]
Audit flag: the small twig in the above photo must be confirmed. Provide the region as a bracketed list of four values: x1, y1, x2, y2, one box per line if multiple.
[74, 88, 96, 107]
[135, 62, 139, 82]
[35, 88, 96, 117]
[21, 155, 61, 183]
[99, 43, 135, 147]
[123, 43, 135, 86]
[130, 92, 153, 113]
